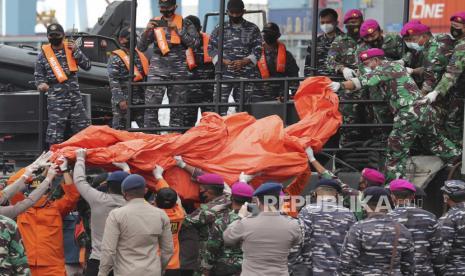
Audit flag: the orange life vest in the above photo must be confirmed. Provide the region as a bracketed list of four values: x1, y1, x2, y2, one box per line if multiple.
[186, 33, 212, 71]
[112, 49, 149, 81]
[257, 42, 287, 79]
[154, 14, 183, 56]
[42, 41, 78, 83]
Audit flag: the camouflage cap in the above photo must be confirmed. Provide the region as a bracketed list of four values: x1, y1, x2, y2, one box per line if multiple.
[159, 0, 176, 8]
[441, 180, 465, 196]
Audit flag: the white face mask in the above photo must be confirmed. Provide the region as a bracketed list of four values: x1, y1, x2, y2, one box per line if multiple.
[405, 42, 424, 51]
[320, 23, 335, 34]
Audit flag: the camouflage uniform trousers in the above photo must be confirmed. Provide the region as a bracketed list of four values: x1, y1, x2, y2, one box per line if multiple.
[386, 103, 461, 181]
[214, 75, 255, 116]
[339, 89, 366, 145]
[444, 92, 464, 147]
[184, 70, 215, 127]
[144, 58, 191, 129]
[369, 86, 393, 142]
[46, 91, 90, 145]
[0, 216, 30, 275]
[111, 86, 145, 130]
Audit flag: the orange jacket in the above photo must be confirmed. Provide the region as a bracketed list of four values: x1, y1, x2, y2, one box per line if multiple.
[156, 179, 185, 270]
[12, 183, 80, 271]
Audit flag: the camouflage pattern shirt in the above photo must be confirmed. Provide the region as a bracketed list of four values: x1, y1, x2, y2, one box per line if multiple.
[205, 207, 242, 274]
[356, 33, 404, 65]
[34, 46, 91, 98]
[0, 215, 30, 275]
[434, 37, 465, 97]
[339, 213, 415, 276]
[388, 205, 444, 275]
[304, 28, 344, 76]
[358, 61, 422, 115]
[326, 34, 363, 75]
[288, 198, 357, 275]
[439, 202, 465, 275]
[208, 19, 262, 79]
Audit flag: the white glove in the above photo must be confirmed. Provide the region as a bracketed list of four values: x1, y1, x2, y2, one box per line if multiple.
[238, 202, 251, 218]
[174, 156, 186, 169]
[405, 67, 414, 74]
[45, 164, 58, 182]
[112, 162, 131, 173]
[342, 67, 356, 80]
[418, 90, 439, 104]
[239, 172, 255, 183]
[32, 151, 53, 168]
[392, 59, 405, 66]
[75, 148, 87, 161]
[305, 147, 316, 162]
[328, 82, 341, 92]
[24, 163, 40, 178]
[58, 156, 68, 172]
[153, 165, 164, 180]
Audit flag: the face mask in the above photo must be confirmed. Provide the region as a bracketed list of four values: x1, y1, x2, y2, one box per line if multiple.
[346, 24, 360, 37]
[451, 26, 463, 39]
[405, 42, 424, 51]
[161, 8, 175, 18]
[199, 191, 208, 203]
[263, 33, 278, 44]
[49, 37, 63, 46]
[121, 41, 130, 49]
[229, 16, 243, 24]
[320, 23, 335, 34]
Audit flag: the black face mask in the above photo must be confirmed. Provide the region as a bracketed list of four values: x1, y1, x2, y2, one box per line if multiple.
[121, 41, 130, 49]
[263, 33, 279, 44]
[199, 191, 208, 203]
[161, 8, 175, 18]
[229, 16, 243, 24]
[346, 24, 361, 38]
[49, 37, 63, 46]
[367, 38, 383, 48]
[451, 26, 463, 39]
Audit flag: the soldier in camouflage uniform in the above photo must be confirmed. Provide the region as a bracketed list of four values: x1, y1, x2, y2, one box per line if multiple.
[184, 15, 215, 127]
[388, 179, 445, 275]
[288, 179, 356, 276]
[107, 27, 147, 129]
[439, 180, 465, 275]
[0, 215, 30, 276]
[304, 8, 344, 77]
[331, 48, 461, 182]
[35, 23, 91, 146]
[424, 12, 465, 146]
[259, 23, 300, 100]
[204, 182, 254, 276]
[208, 0, 262, 114]
[138, 0, 200, 129]
[339, 186, 415, 276]
[326, 9, 365, 145]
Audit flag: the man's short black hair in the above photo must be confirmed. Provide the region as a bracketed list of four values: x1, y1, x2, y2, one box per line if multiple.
[205, 185, 224, 196]
[186, 15, 201, 32]
[231, 195, 252, 205]
[319, 8, 338, 21]
[392, 189, 415, 200]
[156, 188, 178, 209]
[107, 180, 123, 195]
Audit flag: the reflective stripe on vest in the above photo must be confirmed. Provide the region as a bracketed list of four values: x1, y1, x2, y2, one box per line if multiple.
[42, 41, 78, 83]
[257, 42, 287, 79]
[153, 14, 183, 56]
[112, 49, 149, 81]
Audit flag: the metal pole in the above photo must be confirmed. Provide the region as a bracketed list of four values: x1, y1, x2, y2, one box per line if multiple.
[310, 0, 319, 76]
[403, 0, 410, 24]
[461, 99, 465, 175]
[38, 92, 45, 151]
[126, 0, 138, 130]
[214, 0, 226, 114]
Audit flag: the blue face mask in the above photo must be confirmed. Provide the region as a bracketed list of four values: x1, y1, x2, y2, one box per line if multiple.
[405, 42, 424, 51]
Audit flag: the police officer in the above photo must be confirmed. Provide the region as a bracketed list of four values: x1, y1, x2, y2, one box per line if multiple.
[184, 15, 215, 127]
[35, 23, 91, 147]
[326, 9, 365, 145]
[339, 186, 414, 275]
[204, 182, 255, 276]
[388, 179, 444, 275]
[423, 12, 465, 146]
[259, 22, 299, 100]
[208, 0, 262, 114]
[439, 180, 465, 275]
[289, 179, 356, 275]
[330, 48, 461, 182]
[108, 27, 148, 129]
[138, 0, 200, 129]
[223, 182, 301, 276]
[305, 8, 344, 76]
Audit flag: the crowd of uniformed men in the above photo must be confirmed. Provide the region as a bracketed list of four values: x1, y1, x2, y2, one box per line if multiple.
[6, 0, 463, 274]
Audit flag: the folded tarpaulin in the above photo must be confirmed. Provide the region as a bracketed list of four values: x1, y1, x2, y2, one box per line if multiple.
[49, 77, 341, 200]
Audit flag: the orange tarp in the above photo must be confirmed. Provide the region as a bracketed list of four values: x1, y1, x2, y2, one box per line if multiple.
[49, 77, 341, 199]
